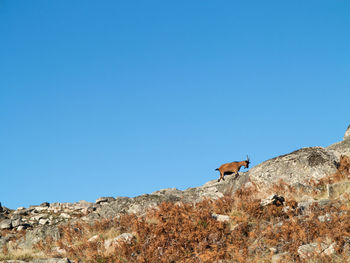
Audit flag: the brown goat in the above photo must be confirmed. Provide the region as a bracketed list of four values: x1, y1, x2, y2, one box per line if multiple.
[215, 156, 250, 182]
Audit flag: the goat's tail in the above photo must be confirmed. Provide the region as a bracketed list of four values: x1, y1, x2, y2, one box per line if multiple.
[215, 168, 219, 171]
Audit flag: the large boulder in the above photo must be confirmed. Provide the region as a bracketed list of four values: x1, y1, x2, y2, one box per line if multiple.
[0, 219, 12, 229]
[19, 225, 60, 249]
[248, 147, 339, 193]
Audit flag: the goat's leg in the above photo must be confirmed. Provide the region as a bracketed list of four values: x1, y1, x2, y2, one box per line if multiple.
[218, 172, 224, 182]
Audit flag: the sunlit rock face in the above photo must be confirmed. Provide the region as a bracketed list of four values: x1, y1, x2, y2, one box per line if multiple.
[248, 147, 338, 192]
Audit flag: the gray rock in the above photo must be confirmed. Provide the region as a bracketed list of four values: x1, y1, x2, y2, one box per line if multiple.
[39, 218, 50, 225]
[318, 213, 332, 222]
[212, 213, 230, 222]
[34, 206, 48, 213]
[323, 242, 336, 256]
[19, 225, 60, 249]
[297, 242, 334, 258]
[17, 225, 26, 231]
[248, 147, 339, 194]
[88, 234, 99, 242]
[298, 243, 325, 258]
[115, 232, 135, 243]
[96, 197, 116, 204]
[152, 188, 183, 198]
[49, 202, 61, 207]
[40, 202, 50, 207]
[73, 200, 93, 209]
[60, 213, 71, 219]
[327, 139, 350, 158]
[260, 195, 285, 207]
[31, 214, 46, 221]
[0, 219, 12, 229]
[11, 214, 22, 220]
[11, 218, 22, 228]
[104, 233, 135, 249]
[297, 199, 332, 215]
[14, 208, 30, 216]
[94, 195, 168, 219]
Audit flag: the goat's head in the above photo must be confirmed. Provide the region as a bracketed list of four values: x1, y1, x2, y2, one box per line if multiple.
[244, 155, 250, 168]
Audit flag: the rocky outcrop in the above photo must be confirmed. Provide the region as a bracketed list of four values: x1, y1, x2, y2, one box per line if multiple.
[0, 171, 251, 251]
[327, 138, 350, 159]
[247, 125, 350, 194]
[248, 147, 339, 193]
[19, 225, 60, 249]
[85, 173, 250, 221]
[325, 125, 350, 158]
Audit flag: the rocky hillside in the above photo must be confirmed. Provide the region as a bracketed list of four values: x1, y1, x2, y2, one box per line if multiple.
[1, 125, 350, 263]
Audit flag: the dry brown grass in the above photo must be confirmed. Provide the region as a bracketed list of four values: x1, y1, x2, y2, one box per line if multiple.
[0, 246, 44, 261]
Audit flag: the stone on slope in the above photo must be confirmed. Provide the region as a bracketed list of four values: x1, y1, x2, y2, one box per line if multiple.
[211, 213, 230, 222]
[40, 202, 50, 207]
[94, 194, 176, 219]
[11, 218, 22, 228]
[19, 225, 60, 249]
[298, 242, 335, 258]
[104, 233, 135, 249]
[260, 195, 285, 207]
[96, 197, 116, 204]
[0, 219, 12, 229]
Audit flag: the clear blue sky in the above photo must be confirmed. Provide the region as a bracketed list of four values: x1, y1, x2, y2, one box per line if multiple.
[1, 1, 349, 209]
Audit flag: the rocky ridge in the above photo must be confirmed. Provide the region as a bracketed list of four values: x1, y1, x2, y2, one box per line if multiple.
[1, 126, 350, 262]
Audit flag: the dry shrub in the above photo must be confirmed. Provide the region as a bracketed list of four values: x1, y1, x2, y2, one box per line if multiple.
[271, 179, 297, 196]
